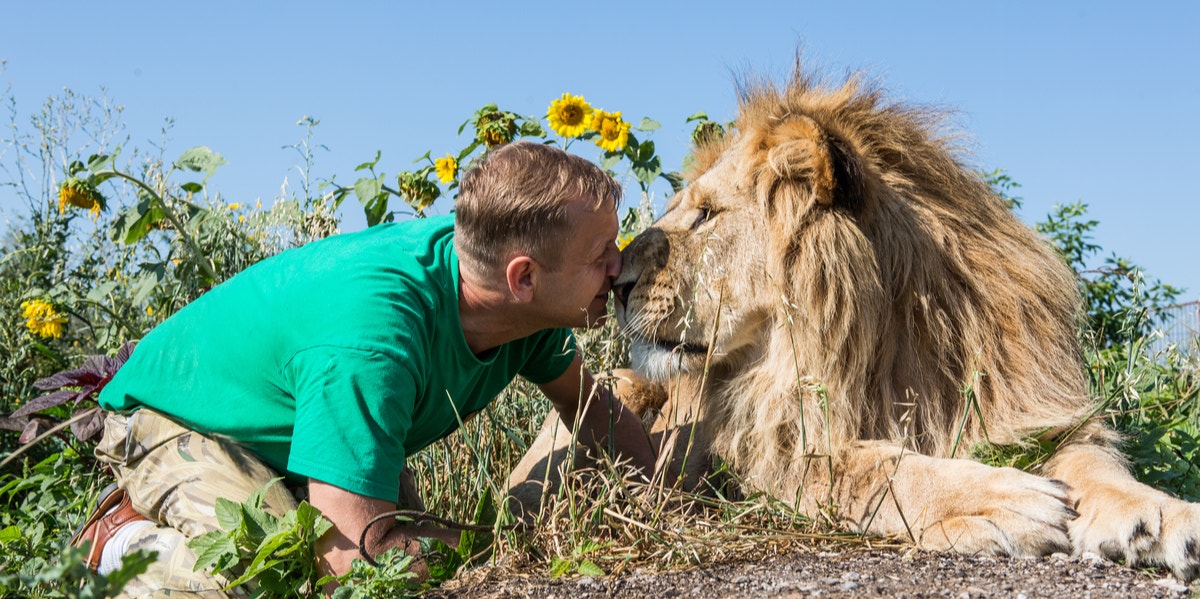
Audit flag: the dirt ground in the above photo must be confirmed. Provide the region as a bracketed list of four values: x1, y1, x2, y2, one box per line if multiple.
[429, 548, 1197, 598]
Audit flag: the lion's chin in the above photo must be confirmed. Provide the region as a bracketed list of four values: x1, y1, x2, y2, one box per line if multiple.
[629, 338, 709, 382]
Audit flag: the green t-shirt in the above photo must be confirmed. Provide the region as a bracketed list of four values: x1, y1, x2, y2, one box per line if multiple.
[99, 215, 577, 501]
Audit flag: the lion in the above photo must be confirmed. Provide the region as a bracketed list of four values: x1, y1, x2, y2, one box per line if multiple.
[508, 60, 1200, 580]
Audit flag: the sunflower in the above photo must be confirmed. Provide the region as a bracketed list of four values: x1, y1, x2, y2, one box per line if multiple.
[547, 93, 594, 138]
[58, 178, 105, 219]
[20, 299, 67, 339]
[475, 110, 517, 148]
[592, 109, 631, 153]
[434, 154, 458, 184]
[398, 171, 441, 212]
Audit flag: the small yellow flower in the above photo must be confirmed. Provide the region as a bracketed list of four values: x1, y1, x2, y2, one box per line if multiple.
[20, 299, 67, 339]
[592, 109, 631, 153]
[434, 154, 458, 184]
[228, 203, 241, 210]
[146, 306, 154, 316]
[58, 178, 104, 219]
[547, 93, 594, 138]
[238, 215, 245, 223]
[616, 233, 635, 251]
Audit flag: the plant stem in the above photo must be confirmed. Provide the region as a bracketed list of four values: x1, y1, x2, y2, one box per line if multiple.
[101, 170, 219, 282]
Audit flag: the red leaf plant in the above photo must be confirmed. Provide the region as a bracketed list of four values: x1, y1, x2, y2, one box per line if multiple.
[2, 342, 136, 445]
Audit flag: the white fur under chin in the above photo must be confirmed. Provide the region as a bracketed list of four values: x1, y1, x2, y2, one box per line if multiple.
[630, 340, 692, 382]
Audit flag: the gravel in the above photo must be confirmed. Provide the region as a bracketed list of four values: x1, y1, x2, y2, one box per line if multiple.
[429, 548, 1196, 598]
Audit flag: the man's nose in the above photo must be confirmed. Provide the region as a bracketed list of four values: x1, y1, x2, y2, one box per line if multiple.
[607, 249, 623, 280]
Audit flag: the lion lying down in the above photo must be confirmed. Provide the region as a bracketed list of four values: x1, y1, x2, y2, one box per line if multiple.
[507, 62, 1200, 580]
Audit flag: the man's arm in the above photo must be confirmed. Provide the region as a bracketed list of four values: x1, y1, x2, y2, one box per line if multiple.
[308, 479, 460, 586]
[536, 355, 657, 478]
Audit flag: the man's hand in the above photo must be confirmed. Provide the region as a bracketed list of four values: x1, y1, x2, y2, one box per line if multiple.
[537, 356, 657, 479]
[308, 479, 460, 589]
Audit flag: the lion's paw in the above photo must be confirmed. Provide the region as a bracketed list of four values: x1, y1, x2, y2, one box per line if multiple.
[916, 467, 1076, 558]
[1071, 484, 1200, 581]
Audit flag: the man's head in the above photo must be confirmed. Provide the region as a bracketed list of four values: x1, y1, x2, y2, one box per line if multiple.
[455, 141, 624, 328]
[455, 141, 622, 274]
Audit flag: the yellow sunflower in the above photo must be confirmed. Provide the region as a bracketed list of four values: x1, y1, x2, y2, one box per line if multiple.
[434, 154, 458, 184]
[592, 109, 631, 153]
[58, 178, 104, 219]
[547, 93, 594, 138]
[20, 299, 67, 339]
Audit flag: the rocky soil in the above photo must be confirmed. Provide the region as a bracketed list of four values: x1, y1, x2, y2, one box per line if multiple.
[429, 548, 1197, 598]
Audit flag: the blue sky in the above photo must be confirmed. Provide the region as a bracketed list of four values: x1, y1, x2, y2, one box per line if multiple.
[2, 1, 1197, 298]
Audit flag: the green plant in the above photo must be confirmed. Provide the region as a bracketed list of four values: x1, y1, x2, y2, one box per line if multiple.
[188, 479, 333, 597]
[1036, 200, 1181, 348]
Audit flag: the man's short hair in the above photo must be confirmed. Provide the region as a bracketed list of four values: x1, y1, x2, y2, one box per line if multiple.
[455, 141, 622, 273]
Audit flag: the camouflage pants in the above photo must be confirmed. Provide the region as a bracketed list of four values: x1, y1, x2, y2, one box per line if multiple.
[94, 409, 299, 598]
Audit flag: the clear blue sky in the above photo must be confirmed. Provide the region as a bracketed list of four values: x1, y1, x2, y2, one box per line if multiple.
[2, 1, 1197, 299]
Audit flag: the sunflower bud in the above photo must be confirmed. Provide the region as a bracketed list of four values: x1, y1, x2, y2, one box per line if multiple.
[398, 171, 441, 212]
[475, 110, 518, 148]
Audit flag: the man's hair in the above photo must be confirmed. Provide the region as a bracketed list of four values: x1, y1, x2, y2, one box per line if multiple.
[455, 141, 622, 273]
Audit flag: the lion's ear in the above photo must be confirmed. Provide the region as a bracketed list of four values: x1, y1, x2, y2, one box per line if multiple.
[761, 116, 867, 219]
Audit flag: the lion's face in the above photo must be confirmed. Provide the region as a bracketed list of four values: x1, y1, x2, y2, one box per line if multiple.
[615, 109, 881, 387]
[614, 135, 779, 382]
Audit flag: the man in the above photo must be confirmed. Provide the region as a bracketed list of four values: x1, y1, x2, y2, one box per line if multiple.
[72, 141, 657, 596]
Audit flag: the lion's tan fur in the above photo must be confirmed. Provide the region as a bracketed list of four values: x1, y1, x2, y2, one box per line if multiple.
[679, 67, 1094, 495]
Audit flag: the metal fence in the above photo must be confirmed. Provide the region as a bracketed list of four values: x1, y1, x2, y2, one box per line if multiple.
[1150, 300, 1200, 366]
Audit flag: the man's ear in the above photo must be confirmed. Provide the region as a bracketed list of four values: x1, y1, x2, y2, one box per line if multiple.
[505, 255, 538, 303]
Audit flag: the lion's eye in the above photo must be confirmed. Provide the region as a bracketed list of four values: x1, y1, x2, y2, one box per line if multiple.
[691, 207, 712, 230]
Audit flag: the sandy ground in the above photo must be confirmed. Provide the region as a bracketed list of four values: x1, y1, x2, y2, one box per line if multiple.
[428, 548, 1197, 598]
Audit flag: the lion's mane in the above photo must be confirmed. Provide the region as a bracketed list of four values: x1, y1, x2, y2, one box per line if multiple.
[664, 64, 1097, 497]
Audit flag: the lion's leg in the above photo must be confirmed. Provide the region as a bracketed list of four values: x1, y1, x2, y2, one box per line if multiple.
[1043, 425, 1200, 580]
[815, 441, 1075, 557]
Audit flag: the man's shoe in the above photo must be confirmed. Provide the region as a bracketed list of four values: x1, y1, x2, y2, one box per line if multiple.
[70, 483, 151, 570]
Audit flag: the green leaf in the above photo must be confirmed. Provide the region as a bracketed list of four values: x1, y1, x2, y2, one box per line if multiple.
[119, 203, 167, 244]
[174, 146, 227, 180]
[85, 146, 121, 172]
[549, 556, 571, 578]
[519, 120, 546, 138]
[353, 176, 384, 208]
[214, 497, 244, 532]
[355, 150, 383, 172]
[637, 117, 661, 132]
[181, 182, 203, 193]
[661, 171, 685, 194]
[241, 503, 279, 540]
[600, 151, 622, 171]
[686, 111, 709, 122]
[129, 266, 166, 306]
[189, 530, 239, 573]
[637, 140, 656, 162]
[85, 280, 119, 303]
[632, 156, 663, 188]
[576, 559, 605, 577]
[0, 524, 20, 543]
[419, 537, 464, 582]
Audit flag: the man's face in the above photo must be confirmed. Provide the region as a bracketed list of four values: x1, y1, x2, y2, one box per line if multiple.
[537, 197, 621, 328]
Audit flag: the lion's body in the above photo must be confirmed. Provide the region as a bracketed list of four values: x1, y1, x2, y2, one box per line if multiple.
[509, 61, 1200, 580]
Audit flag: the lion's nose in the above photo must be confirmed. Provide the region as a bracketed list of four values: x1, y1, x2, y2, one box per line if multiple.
[614, 281, 634, 307]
